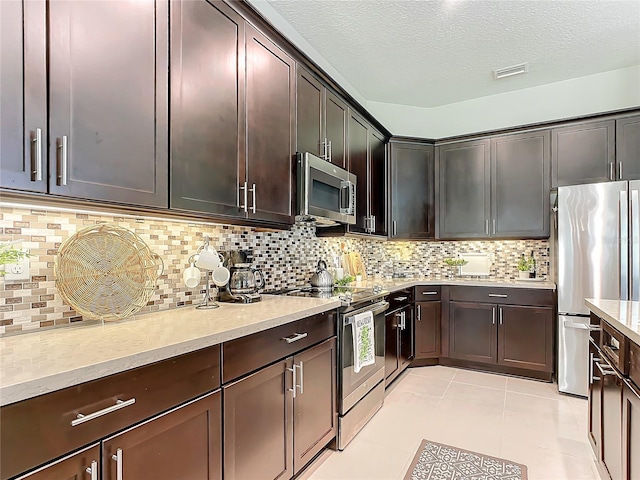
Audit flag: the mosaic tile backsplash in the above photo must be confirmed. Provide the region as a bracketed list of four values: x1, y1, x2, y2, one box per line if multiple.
[0, 204, 549, 335]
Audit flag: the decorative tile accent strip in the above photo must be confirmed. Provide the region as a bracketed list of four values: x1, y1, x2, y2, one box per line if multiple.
[0, 205, 548, 335]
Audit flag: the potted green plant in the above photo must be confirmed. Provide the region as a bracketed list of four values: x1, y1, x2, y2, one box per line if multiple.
[443, 258, 468, 278]
[0, 240, 30, 277]
[517, 256, 533, 279]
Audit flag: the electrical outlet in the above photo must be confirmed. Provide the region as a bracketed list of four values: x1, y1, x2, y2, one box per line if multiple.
[4, 254, 30, 281]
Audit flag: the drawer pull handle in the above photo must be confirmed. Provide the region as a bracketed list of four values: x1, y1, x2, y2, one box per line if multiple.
[112, 448, 123, 480]
[86, 460, 98, 480]
[595, 362, 617, 376]
[282, 332, 308, 344]
[422, 291, 438, 295]
[488, 294, 507, 298]
[395, 296, 409, 301]
[71, 398, 136, 426]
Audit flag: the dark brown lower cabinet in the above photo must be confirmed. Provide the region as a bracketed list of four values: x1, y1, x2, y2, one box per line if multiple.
[103, 390, 222, 480]
[623, 379, 640, 480]
[385, 305, 413, 385]
[415, 301, 441, 359]
[385, 311, 400, 383]
[223, 338, 337, 480]
[449, 302, 497, 364]
[15, 444, 100, 480]
[497, 305, 553, 372]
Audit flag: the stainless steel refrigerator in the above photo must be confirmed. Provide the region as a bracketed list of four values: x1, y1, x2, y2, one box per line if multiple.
[556, 180, 639, 396]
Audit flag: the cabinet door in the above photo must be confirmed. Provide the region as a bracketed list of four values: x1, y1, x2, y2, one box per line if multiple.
[103, 391, 222, 480]
[369, 128, 387, 236]
[296, 68, 324, 158]
[449, 302, 497, 364]
[588, 341, 603, 458]
[293, 338, 337, 474]
[348, 111, 370, 234]
[623, 380, 640, 480]
[170, 0, 245, 217]
[399, 305, 414, 369]
[245, 26, 295, 224]
[552, 119, 615, 187]
[385, 311, 400, 384]
[0, 0, 47, 193]
[491, 131, 550, 238]
[439, 140, 491, 239]
[600, 364, 623, 480]
[325, 91, 348, 169]
[48, 0, 168, 207]
[497, 305, 553, 372]
[389, 142, 435, 239]
[223, 359, 293, 480]
[15, 444, 99, 480]
[616, 115, 640, 181]
[415, 301, 441, 359]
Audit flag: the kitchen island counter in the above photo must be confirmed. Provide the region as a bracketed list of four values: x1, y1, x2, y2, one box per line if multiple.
[0, 296, 341, 407]
[585, 298, 640, 345]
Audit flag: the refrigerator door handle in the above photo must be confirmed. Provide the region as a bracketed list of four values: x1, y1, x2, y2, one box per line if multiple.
[620, 190, 629, 301]
[631, 188, 639, 301]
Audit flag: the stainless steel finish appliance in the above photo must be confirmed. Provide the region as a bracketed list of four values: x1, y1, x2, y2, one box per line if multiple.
[218, 250, 264, 303]
[270, 285, 389, 449]
[297, 152, 356, 226]
[556, 180, 639, 397]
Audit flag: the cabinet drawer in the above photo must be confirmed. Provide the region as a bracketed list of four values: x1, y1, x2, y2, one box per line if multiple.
[222, 310, 336, 383]
[414, 286, 441, 301]
[449, 286, 554, 307]
[388, 288, 413, 312]
[630, 341, 640, 390]
[0, 345, 220, 480]
[600, 320, 628, 374]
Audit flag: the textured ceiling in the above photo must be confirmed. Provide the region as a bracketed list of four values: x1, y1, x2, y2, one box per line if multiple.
[265, 0, 640, 107]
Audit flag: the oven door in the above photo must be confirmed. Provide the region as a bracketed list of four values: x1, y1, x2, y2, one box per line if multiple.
[298, 152, 356, 225]
[340, 301, 388, 414]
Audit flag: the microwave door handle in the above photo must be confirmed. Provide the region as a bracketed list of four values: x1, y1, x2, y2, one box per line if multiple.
[340, 180, 354, 214]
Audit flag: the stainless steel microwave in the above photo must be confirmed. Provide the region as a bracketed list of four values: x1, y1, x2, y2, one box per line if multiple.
[297, 152, 356, 226]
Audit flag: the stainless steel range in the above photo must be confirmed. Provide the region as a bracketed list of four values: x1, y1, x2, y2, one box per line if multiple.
[272, 285, 389, 449]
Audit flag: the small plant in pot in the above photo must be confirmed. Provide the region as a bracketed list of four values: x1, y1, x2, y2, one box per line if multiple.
[517, 256, 533, 279]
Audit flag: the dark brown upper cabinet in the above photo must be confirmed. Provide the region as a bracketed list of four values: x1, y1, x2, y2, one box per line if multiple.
[389, 141, 435, 239]
[296, 67, 348, 168]
[438, 139, 491, 239]
[439, 131, 550, 240]
[0, 0, 47, 194]
[170, 0, 245, 217]
[616, 114, 640, 181]
[47, 0, 168, 207]
[552, 119, 615, 187]
[491, 130, 550, 238]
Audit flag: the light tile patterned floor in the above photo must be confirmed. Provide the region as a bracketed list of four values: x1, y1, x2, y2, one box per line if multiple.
[309, 366, 601, 480]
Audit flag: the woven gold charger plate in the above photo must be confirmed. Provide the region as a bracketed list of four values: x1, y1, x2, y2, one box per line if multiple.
[55, 224, 163, 320]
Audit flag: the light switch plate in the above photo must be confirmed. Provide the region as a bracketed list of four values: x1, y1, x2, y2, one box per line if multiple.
[4, 253, 30, 281]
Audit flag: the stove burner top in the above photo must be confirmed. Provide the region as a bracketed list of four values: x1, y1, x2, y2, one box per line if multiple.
[268, 285, 387, 305]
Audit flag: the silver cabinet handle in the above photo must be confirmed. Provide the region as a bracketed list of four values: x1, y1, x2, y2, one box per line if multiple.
[595, 362, 616, 376]
[485, 219, 489, 235]
[402, 311, 406, 329]
[492, 219, 496, 235]
[492, 307, 496, 325]
[32, 128, 42, 181]
[488, 293, 507, 298]
[417, 304, 421, 321]
[249, 183, 256, 213]
[328, 140, 332, 163]
[321, 139, 328, 161]
[563, 321, 601, 331]
[371, 215, 375, 233]
[610, 162, 615, 181]
[71, 398, 136, 426]
[281, 332, 308, 344]
[589, 353, 595, 384]
[86, 460, 98, 480]
[58, 135, 68, 186]
[298, 361, 304, 394]
[422, 291, 438, 295]
[395, 296, 409, 302]
[619, 161, 623, 180]
[499, 307, 503, 325]
[112, 448, 123, 480]
[393, 220, 397, 236]
[239, 182, 248, 213]
[288, 364, 297, 398]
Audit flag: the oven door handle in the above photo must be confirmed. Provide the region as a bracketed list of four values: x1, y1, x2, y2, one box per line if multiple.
[344, 301, 390, 325]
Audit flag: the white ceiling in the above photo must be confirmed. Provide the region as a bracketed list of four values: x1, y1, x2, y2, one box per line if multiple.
[264, 0, 640, 108]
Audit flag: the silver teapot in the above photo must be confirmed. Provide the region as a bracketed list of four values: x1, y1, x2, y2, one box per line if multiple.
[310, 260, 334, 290]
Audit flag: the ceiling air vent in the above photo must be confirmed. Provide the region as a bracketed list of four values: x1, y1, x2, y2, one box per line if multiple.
[493, 62, 529, 80]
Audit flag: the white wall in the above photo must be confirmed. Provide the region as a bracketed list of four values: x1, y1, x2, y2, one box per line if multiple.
[368, 65, 640, 139]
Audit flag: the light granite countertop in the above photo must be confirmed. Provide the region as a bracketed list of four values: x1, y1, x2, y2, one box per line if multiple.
[585, 298, 640, 346]
[0, 296, 341, 407]
[0, 277, 555, 407]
